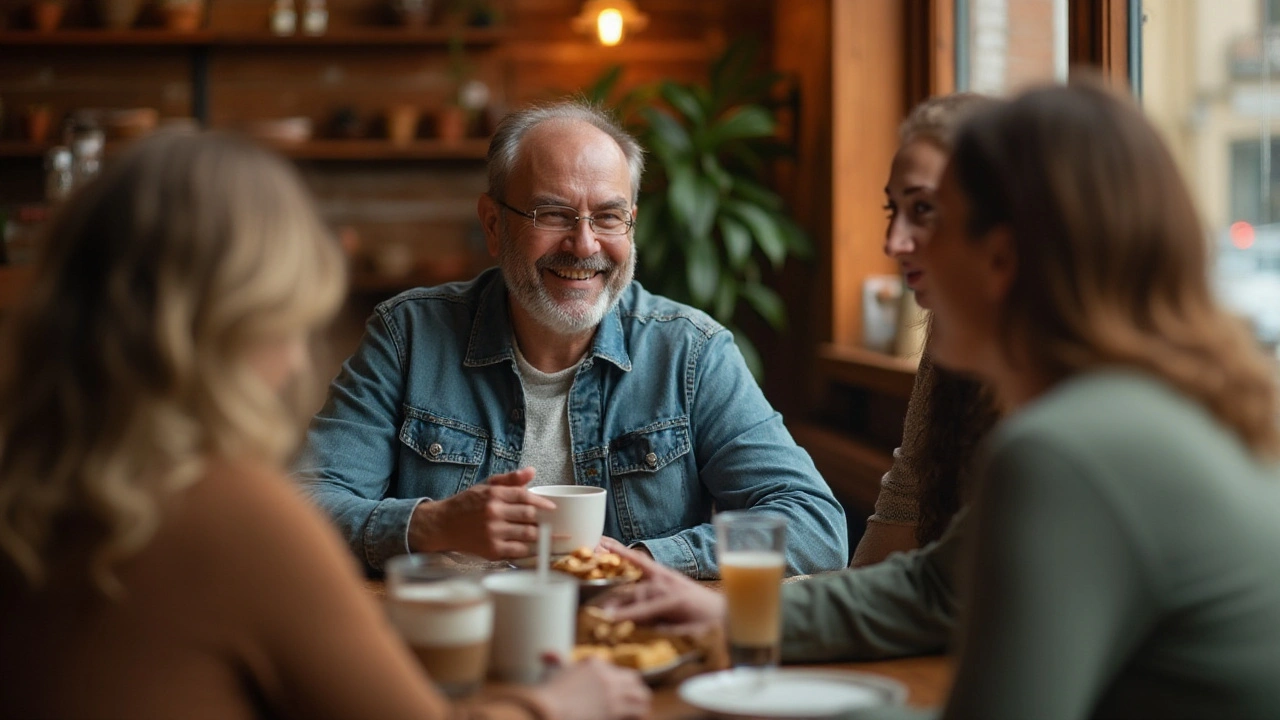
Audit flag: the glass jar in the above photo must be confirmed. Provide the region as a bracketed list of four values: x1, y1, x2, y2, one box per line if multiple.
[44, 145, 74, 203]
[302, 0, 327, 35]
[270, 0, 297, 35]
[70, 128, 105, 191]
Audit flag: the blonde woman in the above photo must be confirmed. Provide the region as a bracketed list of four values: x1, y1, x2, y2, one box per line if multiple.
[0, 130, 649, 720]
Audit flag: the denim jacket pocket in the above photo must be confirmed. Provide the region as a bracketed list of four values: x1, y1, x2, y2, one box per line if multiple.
[399, 408, 487, 497]
[608, 418, 693, 537]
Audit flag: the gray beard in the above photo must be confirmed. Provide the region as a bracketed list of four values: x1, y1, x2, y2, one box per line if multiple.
[497, 225, 635, 336]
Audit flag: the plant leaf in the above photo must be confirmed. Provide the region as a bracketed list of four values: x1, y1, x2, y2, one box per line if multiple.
[732, 178, 784, 211]
[668, 169, 718, 244]
[701, 153, 733, 194]
[707, 105, 775, 145]
[719, 215, 753, 270]
[659, 81, 705, 127]
[777, 214, 814, 258]
[727, 200, 787, 268]
[713, 275, 737, 323]
[741, 281, 787, 330]
[710, 38, 759, 112]
[585, 65, 625, 105]
[684, 234, 721, 307]
[641, 107, 691, 163]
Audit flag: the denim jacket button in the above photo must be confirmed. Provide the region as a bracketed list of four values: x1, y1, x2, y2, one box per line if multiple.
[427, 442, 443, 458]
[644, 452, 658, 468]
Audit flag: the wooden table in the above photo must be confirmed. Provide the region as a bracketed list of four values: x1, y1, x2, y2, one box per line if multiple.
[369, 579, 953, 717]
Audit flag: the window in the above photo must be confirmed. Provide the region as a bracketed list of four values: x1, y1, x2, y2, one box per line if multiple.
[1141, 0, 1280, 348]
[956, 0, 1069, 94]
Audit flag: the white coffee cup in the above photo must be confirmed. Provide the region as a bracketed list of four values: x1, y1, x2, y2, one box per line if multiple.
[481, 570, 578, 684]
[528, 485, 606, 555]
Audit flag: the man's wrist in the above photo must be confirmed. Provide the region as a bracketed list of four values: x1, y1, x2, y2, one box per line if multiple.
[408, 498, 442, 553]
[628, 542, 654, 559]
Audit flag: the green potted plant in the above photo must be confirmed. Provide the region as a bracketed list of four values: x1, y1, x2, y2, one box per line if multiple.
[587, 40, 811, 378]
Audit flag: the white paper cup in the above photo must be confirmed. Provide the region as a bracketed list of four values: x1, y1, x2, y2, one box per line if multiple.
[385, 554, 493, 698]
[481, 570, 578, 684]
[528, 485, 606, 555]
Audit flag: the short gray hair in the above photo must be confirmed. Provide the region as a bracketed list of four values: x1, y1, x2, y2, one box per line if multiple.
[487, 100, 645, 203]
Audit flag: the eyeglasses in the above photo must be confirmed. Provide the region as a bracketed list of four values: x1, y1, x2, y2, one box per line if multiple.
[496, 200, 634, 235]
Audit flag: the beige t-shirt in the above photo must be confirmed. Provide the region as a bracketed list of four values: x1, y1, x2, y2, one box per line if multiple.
[0, 459, 549, 720]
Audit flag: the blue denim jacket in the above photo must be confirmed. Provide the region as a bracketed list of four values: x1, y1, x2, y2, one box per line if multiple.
[296, 268, 848, 578]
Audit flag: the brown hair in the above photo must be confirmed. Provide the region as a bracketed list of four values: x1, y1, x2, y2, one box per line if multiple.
[896, 93, 1003, 545]
[909, 350, 1002, 545]
[0, 130, 347, 594]
[949, 78, 1279, 457]
[898, 92, 992, 150]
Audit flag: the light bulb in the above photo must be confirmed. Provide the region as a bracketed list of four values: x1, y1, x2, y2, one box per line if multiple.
[597, 8, 624, 46]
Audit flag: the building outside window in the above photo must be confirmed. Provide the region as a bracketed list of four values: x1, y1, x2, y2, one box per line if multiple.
[1142, 0, 1280, 348]
[956, 0, 1069, 95]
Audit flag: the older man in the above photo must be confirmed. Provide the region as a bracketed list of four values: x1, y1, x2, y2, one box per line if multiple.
[297, 100, 847, 578]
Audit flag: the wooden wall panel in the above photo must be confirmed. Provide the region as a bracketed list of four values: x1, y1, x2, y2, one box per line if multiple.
[768, 0, 831, 415]
[830, 0, 903, 348]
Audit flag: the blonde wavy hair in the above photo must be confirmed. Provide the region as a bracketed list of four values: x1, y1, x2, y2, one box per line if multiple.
[949, 78, 1280, 457]
[0, 130, 347, 594]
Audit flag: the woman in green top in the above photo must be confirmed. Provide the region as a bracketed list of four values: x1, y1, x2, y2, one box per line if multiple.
[608, 79, 1280, 719]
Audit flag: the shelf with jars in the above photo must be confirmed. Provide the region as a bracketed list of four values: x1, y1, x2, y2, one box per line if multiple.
[0, 26, 506, 46]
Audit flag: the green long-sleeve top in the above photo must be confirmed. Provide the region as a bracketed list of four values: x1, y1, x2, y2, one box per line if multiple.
[788, 371, 1280, 719]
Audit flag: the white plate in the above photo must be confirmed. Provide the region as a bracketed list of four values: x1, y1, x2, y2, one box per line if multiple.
[678, 668, 907, 719]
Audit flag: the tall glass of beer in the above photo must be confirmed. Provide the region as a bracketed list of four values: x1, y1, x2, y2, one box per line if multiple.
[385, 554, 493, 698]
[715, 511, 787, 669]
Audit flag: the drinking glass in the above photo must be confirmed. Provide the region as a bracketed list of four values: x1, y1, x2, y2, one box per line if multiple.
[715, 511, 787, 669]
[385, 553, 493, 698]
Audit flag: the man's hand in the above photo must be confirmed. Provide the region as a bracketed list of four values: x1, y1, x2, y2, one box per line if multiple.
[407, 467, 556, 559]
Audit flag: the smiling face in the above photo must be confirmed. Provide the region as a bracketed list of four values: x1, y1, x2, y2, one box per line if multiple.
[883, 138, 949, 308]
[481, 119, 636, 338]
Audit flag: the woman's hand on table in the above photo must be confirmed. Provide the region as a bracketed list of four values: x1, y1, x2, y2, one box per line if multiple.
[531, 657, 651, 720]
[596, 537, 726, 635]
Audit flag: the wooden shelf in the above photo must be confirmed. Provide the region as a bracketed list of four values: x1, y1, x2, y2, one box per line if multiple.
[0, 27, 507, 47]
[0, 29, 216, 45]
[0, 139, 490, 162]
[211, 28, 508, 46]
[272, 138, 490, 160]
[817, 343, 919, 399]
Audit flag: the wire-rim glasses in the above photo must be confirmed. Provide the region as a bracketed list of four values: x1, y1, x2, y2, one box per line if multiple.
[496, 200, 634, 235]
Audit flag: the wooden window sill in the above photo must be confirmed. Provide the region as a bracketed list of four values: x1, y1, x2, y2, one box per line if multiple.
[817, 342, 918, 399]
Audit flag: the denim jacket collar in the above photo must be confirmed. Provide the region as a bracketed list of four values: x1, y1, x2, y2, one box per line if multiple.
[463, 271, 633, 373]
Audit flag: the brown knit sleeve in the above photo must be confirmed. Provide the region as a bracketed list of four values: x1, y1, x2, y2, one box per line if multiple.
[207, 462, 552, 720]
[849, 353, 938, 566]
